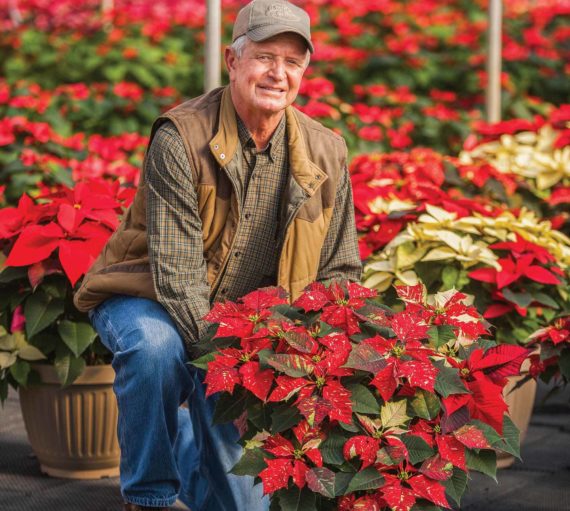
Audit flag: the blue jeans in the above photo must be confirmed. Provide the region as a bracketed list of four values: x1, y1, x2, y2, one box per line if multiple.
[90, 295, 268, 510]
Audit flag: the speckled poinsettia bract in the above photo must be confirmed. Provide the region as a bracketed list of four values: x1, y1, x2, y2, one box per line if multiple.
[195, 281, 530, 510]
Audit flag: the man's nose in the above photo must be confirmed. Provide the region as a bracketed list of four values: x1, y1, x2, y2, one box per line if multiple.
[268, 59, 286, 80]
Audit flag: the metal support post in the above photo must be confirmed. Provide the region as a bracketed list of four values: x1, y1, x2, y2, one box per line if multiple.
[205, 0, 222, 92]
[486, 0, 503, 123]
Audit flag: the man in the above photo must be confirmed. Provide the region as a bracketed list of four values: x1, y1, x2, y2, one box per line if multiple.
[74, 0, 361, 509]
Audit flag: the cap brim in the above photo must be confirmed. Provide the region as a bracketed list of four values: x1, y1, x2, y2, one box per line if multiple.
[247, 26, 314, 53]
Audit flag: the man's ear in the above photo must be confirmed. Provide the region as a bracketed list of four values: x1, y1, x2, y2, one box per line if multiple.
[225, 47, 237, 78]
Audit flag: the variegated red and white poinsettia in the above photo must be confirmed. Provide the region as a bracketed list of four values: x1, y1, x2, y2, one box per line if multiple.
[194, 280, 530, 511]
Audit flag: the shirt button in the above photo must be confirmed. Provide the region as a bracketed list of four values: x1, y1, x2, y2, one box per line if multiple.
[235, 252, 241, 258]
[221, 288, 228, 295]
[244, 213, 251, 220]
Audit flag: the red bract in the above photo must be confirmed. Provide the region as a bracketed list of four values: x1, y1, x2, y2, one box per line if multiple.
[2, 180, 129, 286]
[444, 344, 529, 434]
[260, 423, 324, 493]
[525, 317, 570, 384]
[293, 281, 377, 335]
[199, 281, 524, 508]
[396, 284, 488, 339]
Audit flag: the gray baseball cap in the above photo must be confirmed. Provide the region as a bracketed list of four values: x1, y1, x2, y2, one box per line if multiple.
[232, 0, 314, 53]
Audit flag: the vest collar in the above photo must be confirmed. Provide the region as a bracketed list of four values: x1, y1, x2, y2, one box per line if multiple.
[209, 87, 328, 197]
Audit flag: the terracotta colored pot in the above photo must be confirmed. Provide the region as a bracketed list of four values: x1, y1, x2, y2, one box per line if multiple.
[19, 364, 120, 479]
[497, 373, 537, 469]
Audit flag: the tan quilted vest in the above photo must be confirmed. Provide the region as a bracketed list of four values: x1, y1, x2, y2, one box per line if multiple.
[74, 86, 347, 311]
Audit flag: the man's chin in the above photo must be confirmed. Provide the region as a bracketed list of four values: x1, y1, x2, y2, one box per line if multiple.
[254, 101, 289, 116]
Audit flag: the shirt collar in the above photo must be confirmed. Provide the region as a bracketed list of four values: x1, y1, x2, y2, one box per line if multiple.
[236, 114, 286, 162]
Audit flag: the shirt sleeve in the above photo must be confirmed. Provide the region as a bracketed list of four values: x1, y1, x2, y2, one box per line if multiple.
[145, 121, 211, 356]
[316, 162, 363, 284]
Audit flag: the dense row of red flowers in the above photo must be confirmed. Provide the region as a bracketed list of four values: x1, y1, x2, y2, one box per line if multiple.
[198, 282, 529, 509]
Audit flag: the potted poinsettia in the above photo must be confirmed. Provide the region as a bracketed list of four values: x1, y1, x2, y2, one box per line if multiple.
[352, 142, 570, 468]
[191, 281, 529, 510]
[0, 179, 133, 478]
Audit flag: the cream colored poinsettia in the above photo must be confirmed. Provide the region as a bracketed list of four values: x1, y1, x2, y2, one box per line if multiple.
[459, 125, 570, 191]
[0, 328, 45, 370]
[368, 196, 416, 215]
[421, 230, 500, 269]
[363, 207, 570, 293]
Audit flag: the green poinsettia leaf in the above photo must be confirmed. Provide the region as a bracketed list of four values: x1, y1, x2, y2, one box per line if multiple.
[410, 389, 441, 420]
[465, 449, 497, 481]
[442, 467, 468, 506]
[344, 341, 387, 373]
[502, 288, 533, 308]
[427, 325, 456, 349]
[559, 348, 570, 380]
[0, 378, 8, 404]
[24, 291, 65, 338]
[213, 388, 249, 424]
[276, 487, 317, 511]
[0, 266, 28, 283]
[54, 347, 86, 387]
[433, 361, 469, 397]
[531, 292, 559, 309]
[57, 321, 97, 357]
[271, 404, 302, 434]
[492, 414, 521, 459]
[441, 265, 459, 290]
[345, 466, 384, 493]
[334, 472, 354, 497]
[10, 359, 31, 387]
[230, 448, 267, 477]
[402, 435, 435, 464]
[347, 383, 380, 415]
[190, 352, 216, 370]
[320, 432, 347, 465]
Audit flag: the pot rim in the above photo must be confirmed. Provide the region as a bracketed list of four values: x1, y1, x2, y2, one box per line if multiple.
[29, 363, 115, 385]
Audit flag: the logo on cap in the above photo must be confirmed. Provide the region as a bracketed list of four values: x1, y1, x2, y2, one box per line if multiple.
[266, 3, 300, 21]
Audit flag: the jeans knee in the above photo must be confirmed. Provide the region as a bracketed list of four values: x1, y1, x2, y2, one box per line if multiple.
[129, 324, 185, 374]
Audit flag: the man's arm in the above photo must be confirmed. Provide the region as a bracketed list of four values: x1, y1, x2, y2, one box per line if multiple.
[316, 162, 363, 283]
[145, 121, 211, 355]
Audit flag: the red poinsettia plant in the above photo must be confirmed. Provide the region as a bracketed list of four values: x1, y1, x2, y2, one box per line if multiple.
[0, 179, 134, 400]
[192, 281, 529, 510]
[526, 316, 570, 386]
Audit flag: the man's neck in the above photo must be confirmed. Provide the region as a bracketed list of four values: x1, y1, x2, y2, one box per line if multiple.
[234, 107, 285, 151]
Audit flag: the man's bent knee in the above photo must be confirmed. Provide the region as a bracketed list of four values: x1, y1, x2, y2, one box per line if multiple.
[93, 296, 187, 367]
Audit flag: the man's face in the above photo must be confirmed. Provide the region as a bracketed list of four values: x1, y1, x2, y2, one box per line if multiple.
[226, 33, 308, 121]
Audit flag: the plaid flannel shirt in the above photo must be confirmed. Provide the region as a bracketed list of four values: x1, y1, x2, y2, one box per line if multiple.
[145, 118, 361, 353]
